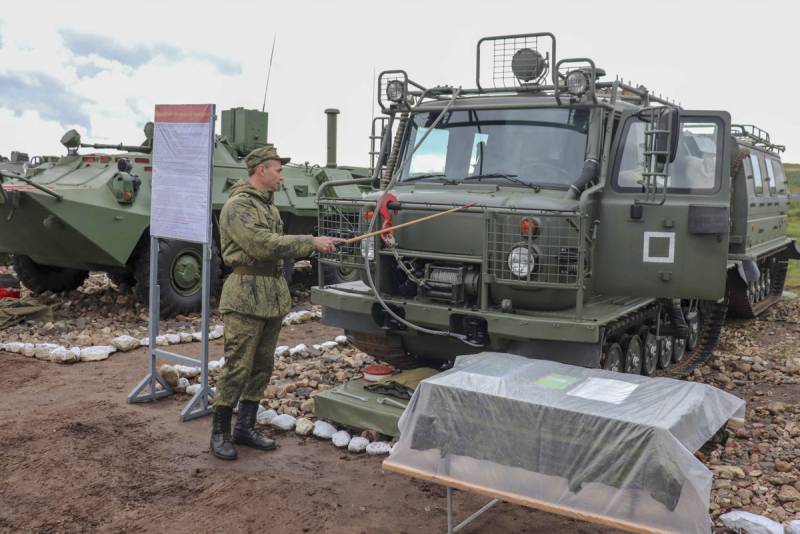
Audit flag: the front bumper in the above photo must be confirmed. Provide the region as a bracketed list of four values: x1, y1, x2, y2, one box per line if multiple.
[311, 281, 602, 344]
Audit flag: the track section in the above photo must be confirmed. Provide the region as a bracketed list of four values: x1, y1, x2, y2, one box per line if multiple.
[727, 250, 788, 318]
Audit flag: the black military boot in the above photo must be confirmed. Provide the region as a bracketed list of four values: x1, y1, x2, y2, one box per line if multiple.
[233, 401, 276, 450]
[210, 405, 237, 461]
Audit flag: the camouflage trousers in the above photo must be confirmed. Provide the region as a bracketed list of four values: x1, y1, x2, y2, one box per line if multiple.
[214, 311, 282, 408]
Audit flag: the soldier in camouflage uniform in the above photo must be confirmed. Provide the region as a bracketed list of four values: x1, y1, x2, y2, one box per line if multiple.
[210, 145, 342, 461]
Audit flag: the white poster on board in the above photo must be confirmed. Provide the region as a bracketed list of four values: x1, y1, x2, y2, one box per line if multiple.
[150, 104, 214, 244]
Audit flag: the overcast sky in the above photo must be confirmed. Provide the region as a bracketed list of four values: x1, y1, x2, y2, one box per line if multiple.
[1, 0, 798, 166]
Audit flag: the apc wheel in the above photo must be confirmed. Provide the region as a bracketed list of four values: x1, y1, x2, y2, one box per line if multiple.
[640, 327, 658, 376]
[602, 342, 623, 373]
[658, 336, 674, 369]
[12, 255, 88, 294]
[686, 310, 700, 351]
[621, 334, 643, 374]
[133, 238, 222, 317]
[324, 264, 361, 285]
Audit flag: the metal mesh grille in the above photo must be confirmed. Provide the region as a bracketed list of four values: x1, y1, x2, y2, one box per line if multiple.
[483, 35, 550, 89]
[487, 212, 587, 287]
[317, 200, 371, 268]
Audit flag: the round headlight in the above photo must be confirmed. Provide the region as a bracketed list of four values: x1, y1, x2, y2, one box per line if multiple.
[507, 246, 535, 278]
[386, 80, 405, 103]
[361, 238, 375, 261]
[566, 70, 589, 96]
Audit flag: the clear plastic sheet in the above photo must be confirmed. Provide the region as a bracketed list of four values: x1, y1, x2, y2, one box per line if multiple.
[389, 353, 745, 534]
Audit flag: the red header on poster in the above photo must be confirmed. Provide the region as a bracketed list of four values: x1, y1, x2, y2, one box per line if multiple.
[154, 104, 213, 124]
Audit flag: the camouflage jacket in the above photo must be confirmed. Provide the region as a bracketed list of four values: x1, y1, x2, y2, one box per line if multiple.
[218, 180, 315, 318]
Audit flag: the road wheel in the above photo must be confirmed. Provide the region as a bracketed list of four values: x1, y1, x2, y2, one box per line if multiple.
[12, 255, 88, 294]
[602, 342, 623, 372]
[640, 326, 658, 376]
[658, 336, 674, 369]
[133, 238, 222, 317]
[621, 334, 643, 374]
[672, 336, 687, 363]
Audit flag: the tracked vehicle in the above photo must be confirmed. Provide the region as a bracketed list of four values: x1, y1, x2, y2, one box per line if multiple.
[312, 32, 799, 377]
[0, 108, 367, 315]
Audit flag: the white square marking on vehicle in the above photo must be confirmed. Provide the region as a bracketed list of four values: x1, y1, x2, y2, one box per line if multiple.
[643, 231, 675, 263]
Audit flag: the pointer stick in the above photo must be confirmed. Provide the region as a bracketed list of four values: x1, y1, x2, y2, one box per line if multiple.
[341, 203, 475, 244]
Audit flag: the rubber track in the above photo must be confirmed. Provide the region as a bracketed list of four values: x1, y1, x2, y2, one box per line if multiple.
[727, 252, 788, 318]
[603, 299, 728, 378]
[346, 330, 420, 370]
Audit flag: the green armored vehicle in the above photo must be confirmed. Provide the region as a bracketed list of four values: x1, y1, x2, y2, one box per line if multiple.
[0, 108, 367, 315]
[312, 32, 799, 377]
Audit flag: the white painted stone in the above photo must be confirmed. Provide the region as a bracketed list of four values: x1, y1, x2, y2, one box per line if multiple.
[111, 335, 139, 351]
[191, 331, 203, 341]
[289, 343, 308, 357]
[179, 332, 194, 343]
[185, 384, 202, 396]
[295, 417, 313, 436]
[4, 342, 25, 354]
[347, 436, 369, 453]
[274, 345, 289, 358]
[256, 407, 278, 425]
[155, 335, 170, 346]
[270, 414, 296, 431]
[366, 441, 392, 455]
[49, 346, 79, 364]
[22, 343, 35, 357]
[332, 430, 351, 448]
[139, 337, 149, 347]
[719, 511, 783, 534]
[164, 333, 181, 345]
[320, 341, 338, 351]
[312, 421, 337, 440]
[34, 343, 62, 360]
[79, 345, 116, 362]
[174, 364, 201, 378]
[208, 359, 224, 372]
[209, 325, 224, 340]
[175, 377, 190, 392]
[335, 335, 348, 345]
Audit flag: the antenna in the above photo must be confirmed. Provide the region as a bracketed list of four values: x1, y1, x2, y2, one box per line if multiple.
[261, 33, 277, 112]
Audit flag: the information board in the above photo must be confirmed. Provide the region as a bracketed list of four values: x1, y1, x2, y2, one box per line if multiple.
[150, 104, 214, 244]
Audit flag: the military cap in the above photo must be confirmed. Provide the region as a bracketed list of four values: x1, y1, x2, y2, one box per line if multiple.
[245, 144, 290, 171]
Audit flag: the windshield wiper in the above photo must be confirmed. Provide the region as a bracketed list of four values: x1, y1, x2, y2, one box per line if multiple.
[463, 173, 536, 189]
[402, 173, 459, 185]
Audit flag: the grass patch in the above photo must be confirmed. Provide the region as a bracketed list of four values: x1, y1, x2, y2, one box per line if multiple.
[785, 163, 800, 288]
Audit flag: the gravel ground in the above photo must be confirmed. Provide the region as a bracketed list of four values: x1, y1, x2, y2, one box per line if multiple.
[1, 266, 798, 530]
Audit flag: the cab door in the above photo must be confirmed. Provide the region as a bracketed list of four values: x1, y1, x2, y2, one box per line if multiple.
[594, 110, 732, 299]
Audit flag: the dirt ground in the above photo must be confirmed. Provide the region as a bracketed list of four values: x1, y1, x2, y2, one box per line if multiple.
[0, 321, 620, 534]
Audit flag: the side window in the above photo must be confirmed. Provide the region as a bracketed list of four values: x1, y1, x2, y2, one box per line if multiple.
[616, 119, 719, 193]
[764, 156, 777, 195]
[769, 158, 787, 194]
[749, 153, 763, 195]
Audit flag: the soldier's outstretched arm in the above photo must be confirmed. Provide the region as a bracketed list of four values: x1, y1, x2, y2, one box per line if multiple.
[225, 199, 315, 261]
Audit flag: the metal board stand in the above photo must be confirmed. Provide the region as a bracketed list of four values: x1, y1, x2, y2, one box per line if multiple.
[128, 105, 216, 421]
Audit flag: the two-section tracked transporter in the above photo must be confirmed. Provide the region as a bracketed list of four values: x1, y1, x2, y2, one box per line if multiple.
[312, 32, 799, 377]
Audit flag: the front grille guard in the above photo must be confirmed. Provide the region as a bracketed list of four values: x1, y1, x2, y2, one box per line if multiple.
[318, 199, 593, 315]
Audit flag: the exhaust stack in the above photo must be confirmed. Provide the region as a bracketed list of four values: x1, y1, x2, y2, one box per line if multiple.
[325, 108, 339, 168]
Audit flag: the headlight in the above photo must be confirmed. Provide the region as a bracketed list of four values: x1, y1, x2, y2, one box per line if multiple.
[386, 80, 405, 103]
[566, 70, 589, 96]
[361, 238, 375, 261]
[507, 246, 535, 278]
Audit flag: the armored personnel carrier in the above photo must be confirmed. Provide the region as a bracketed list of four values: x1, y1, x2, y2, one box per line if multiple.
[312, 32, 799, 377]
[0, 108, 367, 316]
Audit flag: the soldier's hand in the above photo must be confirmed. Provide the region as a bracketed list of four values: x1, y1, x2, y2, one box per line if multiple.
[313, 236, 344, 254]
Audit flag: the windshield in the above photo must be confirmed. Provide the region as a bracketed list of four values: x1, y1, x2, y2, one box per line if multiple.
[398, 108, 590, 188]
